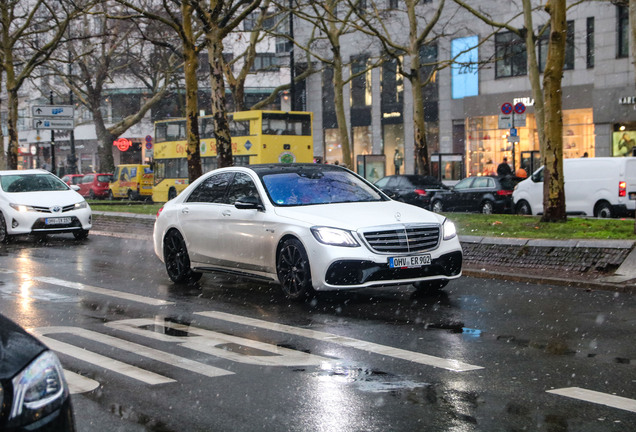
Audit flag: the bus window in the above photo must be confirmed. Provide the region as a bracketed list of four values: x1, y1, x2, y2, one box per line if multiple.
[155, 121, 186, 143]
[262, 113, 311, 136]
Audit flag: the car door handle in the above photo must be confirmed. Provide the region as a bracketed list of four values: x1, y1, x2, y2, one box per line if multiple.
[181, 208, 190, 215]
[222, 210, 232, 217]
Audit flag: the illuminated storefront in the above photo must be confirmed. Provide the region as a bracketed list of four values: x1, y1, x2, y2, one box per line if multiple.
[465, 108, 594, 177]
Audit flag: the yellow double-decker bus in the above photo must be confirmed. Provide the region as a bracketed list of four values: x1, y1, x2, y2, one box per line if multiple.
[152, 110, 314, 202]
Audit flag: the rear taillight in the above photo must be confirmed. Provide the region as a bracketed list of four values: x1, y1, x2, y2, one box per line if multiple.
[619, 181, 626, 197]
[497, 190, 513, 196]
[156, 206, 164, 219]
[414, 189, 427, 196]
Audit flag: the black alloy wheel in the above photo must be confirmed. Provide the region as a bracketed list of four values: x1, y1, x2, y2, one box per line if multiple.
[432, 200, 443, 213]
[163, 230, 202, 284]
[481, 200, 494, 214]
[277, 238, 313, 300]
[89, 189, 96, 200]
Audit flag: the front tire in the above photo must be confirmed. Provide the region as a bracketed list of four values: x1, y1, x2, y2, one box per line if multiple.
[277, 238, 314, 300]
[108, 190, 114, 200]
[594, 201, 613, 218]
[163, 230, 202, 284]
[0, 212, 9, 243]
[431, 200, 443, 213]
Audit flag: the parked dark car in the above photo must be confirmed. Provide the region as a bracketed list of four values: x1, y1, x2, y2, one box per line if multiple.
[0, 313, 75, 431]
[374, 175, 449, 209]
[430, 175, 522, 214]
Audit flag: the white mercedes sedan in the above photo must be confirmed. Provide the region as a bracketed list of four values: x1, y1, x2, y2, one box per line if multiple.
[0, 169, 92, 242]
[153, 164, 462, 300]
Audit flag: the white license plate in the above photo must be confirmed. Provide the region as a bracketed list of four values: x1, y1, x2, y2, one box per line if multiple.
[45, 217, 72, 225]
[389, 254, 431, 268]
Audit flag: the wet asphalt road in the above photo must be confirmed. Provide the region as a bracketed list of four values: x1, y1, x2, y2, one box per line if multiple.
[0, 232, 635, 431]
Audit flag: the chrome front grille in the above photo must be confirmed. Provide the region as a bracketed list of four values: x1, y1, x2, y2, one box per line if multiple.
[32, 204, 76, 213]
[362, 224, 441, 253]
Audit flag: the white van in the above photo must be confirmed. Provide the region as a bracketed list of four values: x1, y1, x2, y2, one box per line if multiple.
[513, 157, 636, 218]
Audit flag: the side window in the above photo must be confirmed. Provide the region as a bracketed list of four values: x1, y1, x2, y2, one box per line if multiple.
[120, 168, 129, 181]
[374, 177, 389, 188]
[130, 168, 137, 178]
[83, 175, 94, 183]
[385, 177, 399, 188]
[186, 172, 232, 203]
[113, 168, 120, 181]
[472, 177, 489, 188]
[532, 167, 544, 183]
[454, 178, 473, 190]
[226, 172, 260, 204]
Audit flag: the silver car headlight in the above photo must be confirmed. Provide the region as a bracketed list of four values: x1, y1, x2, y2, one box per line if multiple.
[9, 350, 68, 424]
[311, 226, 360, 247]
[442, 219, 457, 240]
[9, 203, 35, 212]
[74, 201, 88, 209]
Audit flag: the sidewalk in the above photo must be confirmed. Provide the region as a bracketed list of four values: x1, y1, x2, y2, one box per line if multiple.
[91, 211, 636, 294]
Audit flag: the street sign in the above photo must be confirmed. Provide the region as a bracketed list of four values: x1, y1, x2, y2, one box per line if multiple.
[507, 135, 520, 143]
[501, 102, 513, 114]
[510, 127, 517, 137]
[513, 113, 527, 127]
[498, 114, 513, 129]
[33, 118, 74, 130]
[32, 105, 74, 118]
[514, 102, 526, 114]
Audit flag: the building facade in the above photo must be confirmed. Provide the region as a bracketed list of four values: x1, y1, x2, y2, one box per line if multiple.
[302, 1, 636, 182]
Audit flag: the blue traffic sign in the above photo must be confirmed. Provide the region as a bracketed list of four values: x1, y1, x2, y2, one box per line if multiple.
[510, 127, 518, 137]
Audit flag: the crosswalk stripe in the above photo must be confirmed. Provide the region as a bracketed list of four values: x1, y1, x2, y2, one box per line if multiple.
[547, 387, 636, 413]
[63, 369, 100, 394]
[196, 310, 483, 372]
[30, 275, 174, 306]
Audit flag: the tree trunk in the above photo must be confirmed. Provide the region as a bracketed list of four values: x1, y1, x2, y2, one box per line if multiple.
[183, 2, 202, 182]
[541, 0, 566, 223]
[332, 55, 352, 168]
[93, 107, 116, 173]
[6, 88, 19, 170]
[630, 0, 636, 90]
[207, 31, 233, 168]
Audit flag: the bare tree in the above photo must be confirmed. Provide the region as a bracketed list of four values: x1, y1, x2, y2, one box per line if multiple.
[190, 0, 263, 169]
[0, 0, 91, 170]
[116, 0, 205, 183]
[453, 0, 568, 221]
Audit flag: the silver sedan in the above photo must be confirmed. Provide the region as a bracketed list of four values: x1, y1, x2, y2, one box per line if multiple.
[153, 164, 462, 300]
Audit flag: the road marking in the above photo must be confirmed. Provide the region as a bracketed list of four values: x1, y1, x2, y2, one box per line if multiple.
[30, 276, 174, 306]
[547, 387, 636, 413]
[196, 311, 483, 372]
[107, 318, 328, 366]
[31, 326, 233, 384]
[63, 369, 100, 394]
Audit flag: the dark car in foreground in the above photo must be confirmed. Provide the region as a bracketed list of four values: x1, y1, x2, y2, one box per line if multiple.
[430, 175, 522, 214]
[0, 313, 75, 431]
[374, 175, 449, 209]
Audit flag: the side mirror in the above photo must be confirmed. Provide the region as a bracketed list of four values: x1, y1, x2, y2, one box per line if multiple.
[235, 196, 263, 210]
[70, 185, 80, 191]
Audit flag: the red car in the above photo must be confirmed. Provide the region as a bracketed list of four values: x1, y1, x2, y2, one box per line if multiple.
[78, 173, 113, 199]
[61, 173, 84, 187]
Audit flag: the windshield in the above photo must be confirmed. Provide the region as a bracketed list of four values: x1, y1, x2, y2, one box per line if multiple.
[262, 170, 383, 206]
[0, 174, 69, 193]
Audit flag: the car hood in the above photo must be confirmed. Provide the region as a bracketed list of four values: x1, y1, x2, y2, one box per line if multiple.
[272, 200, 445, 230]
[4, 190, 84, 206]
[0, 314, 46, 379]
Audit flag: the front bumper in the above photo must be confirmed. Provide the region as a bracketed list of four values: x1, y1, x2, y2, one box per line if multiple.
[5, 209, 92, 236]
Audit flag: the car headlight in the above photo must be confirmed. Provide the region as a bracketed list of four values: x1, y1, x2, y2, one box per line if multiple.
[9, 203, 34, 212]
[311, 226, 360, 247]
[74, 201, 88, 209]
[442, 219, 457, 240]
[9, 350, 68, 425]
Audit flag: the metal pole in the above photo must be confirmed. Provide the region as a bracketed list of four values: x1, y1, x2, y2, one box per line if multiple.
[69, 53, 77, 174]
[289, 0, 295, 111]
[49, 91, 56, 174]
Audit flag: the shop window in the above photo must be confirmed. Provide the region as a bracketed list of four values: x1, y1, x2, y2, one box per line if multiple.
[350, 55, 372, 107]
[324, 128, 343, 165]
[495, 31, 527, 78]
[383, 123, 405, 175]
[618, 5, 629, 58]
[352, 126, 372, 172]
[538, 21, 575, 71]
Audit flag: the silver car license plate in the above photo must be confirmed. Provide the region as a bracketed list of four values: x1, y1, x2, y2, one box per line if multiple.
[389, 254, 431, 268]
[45, 217, 71, 225]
